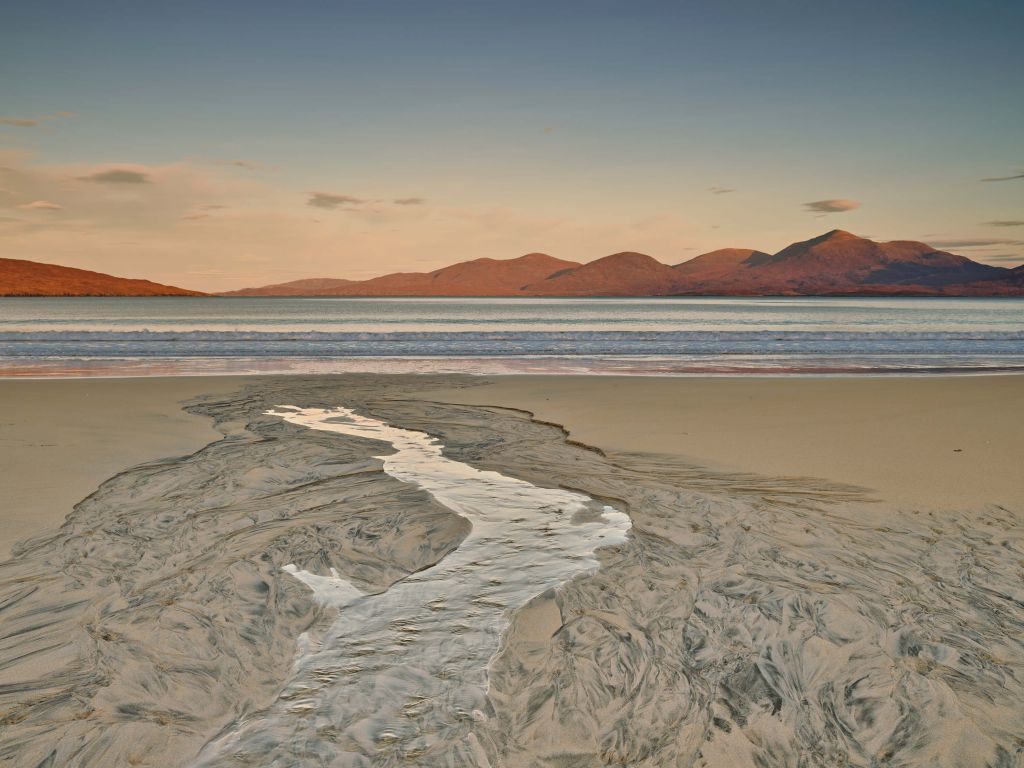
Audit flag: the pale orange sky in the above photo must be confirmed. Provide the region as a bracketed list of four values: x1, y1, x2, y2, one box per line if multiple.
[2, 3, 1023, 290]
[3, 149, 1021, 292]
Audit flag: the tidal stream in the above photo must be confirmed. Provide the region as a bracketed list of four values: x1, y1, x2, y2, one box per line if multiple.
[194, 406, 631, 766]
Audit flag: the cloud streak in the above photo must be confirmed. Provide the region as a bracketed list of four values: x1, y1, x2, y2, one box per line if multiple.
[308, 192, 365, 209]
[708, 186, 735, 195]
[804, 199, 859, 213]
[1, 118, 39, 127]
[17, 200, 63, 210]
[985, 220, 1024, 227]
[218, 159, 266, 171]
[981, 171, 1024, 182]
[930, 238, 1023, 249]
[1, 113, 75, 128]
[77, 169, 150, 184]
[393, 197, 425, 205]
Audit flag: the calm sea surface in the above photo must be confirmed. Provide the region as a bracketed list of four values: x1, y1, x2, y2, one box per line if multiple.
[0, 296, 1021, 376]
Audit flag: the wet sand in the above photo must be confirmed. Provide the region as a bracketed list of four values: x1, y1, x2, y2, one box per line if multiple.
[1, 374, 1021, 767]
[0, 377, 242, 558]
[425, 374, 1024, 509]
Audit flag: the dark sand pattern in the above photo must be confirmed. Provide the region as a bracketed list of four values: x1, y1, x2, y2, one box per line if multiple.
[1, 375, 1022, 767]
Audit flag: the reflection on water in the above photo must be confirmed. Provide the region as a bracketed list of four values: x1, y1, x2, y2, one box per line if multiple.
[194, 407, 630, 766]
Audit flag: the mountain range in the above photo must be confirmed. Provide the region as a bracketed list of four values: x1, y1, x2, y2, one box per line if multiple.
[222, 230, 1023, 297]
[2, 231, 1022, 296]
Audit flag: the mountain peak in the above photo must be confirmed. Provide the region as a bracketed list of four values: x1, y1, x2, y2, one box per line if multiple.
[814, 229, 861, 243]
[591, 251, 662, 266]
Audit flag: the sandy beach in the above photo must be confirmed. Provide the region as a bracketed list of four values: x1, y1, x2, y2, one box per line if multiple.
[1, 374, 1021, 767]
[0, 377, 243, 558]
[424, 374, 1024, 509]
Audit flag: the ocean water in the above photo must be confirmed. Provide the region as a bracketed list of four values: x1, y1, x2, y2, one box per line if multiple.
[0, 296, 1021, 376]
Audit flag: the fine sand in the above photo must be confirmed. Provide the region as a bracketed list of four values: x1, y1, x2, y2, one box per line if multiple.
[424, 374, 1024, 509]
[0, 376, 242, 558]
[0, 374, 1021, 767]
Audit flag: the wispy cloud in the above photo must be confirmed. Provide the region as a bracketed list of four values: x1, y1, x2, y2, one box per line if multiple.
[218, 159, 266, 171]
[17, 200, 63, 210]
[181, 213, 210, 221]
[981, 171, 1024, 182]
[930, 238, 1023, 248]
[804, 199, 859, 213]
[1, 118, 39, 127]
[985, 220, 1024, 227]
[308, 192, 365, 209]
[77, 169, 150, 184]
[393, 197, 425, 205]
[1, 113, 75, 128]
[708, 186, 735, 195]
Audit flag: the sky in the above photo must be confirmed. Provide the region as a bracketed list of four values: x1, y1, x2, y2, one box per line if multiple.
[1, 0, 1023, 291]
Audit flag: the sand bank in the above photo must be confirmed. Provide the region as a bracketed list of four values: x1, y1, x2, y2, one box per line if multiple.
[424, 374, 1024, 509]
[0, 376, 242, 558]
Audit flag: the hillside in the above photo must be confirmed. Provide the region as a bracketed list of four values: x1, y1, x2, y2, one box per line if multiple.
[0, 257, 204, 297]
[306, 253, 580, 296]
[672, 248, 771, 293]
[221, 278, 354, 297]
[522, 252, 681, 296]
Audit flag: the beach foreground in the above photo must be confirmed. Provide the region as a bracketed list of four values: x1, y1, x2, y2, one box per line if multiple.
[0, 377, 241, 559]
[0, 374, 1021, 767]
[425, 375, 1024, 509]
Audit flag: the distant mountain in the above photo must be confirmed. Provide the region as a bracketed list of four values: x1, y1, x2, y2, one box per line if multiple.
[223, 231, 1021, 297]
[221, 277, 354, 297]
[670, 230, 1010, 296]
[0, 257, 203, 297]
[522, 252, 681, 296]
[672, 248, 772, 291]
[89, 229, 1020, 299]
[225, 253, 582, 297]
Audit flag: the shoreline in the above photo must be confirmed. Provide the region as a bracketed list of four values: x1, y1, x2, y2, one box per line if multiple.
[2, 362, 1024, 379]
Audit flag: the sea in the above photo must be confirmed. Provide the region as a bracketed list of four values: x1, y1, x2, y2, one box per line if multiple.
[0, 296, 1022, 377]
